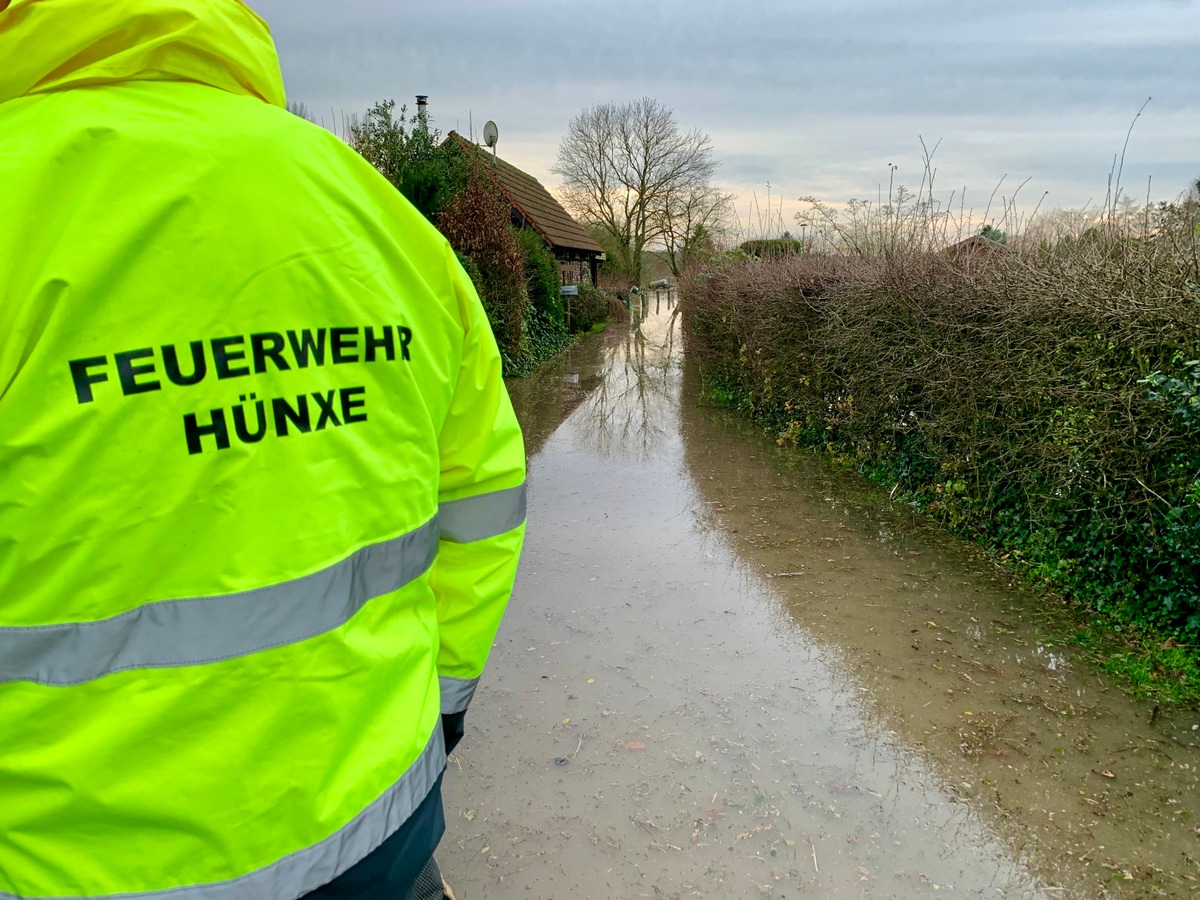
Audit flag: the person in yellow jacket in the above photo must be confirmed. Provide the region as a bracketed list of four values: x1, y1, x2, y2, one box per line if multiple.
[0, 1, 526, 898]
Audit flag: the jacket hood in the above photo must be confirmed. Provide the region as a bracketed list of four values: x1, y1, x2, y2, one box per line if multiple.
[0, 0, 285, 107]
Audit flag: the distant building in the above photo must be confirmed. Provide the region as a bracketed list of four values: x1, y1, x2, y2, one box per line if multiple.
[944, 234, 1006, 262]
[444, 131, 605, 285]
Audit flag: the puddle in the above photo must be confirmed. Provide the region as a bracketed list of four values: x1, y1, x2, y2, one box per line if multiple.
[440, 304, 1200, 899]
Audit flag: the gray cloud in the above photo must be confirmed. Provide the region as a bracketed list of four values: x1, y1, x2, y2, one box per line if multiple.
[254, 0, 1199, 217]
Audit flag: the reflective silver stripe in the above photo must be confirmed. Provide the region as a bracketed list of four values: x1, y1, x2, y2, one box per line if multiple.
[0, 728, 446, 900]
[439, 674, 480, 714]
[438, 482, 526, 544]
[0, 518, 439, 687]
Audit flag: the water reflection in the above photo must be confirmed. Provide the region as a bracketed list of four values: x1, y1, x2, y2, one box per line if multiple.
[675, 317, 1200, 897]
[442, 306, 1061, 898]
[569, 305, 681, 460]
[462, 304, 1200, 899]
[503, 326, 608, 459]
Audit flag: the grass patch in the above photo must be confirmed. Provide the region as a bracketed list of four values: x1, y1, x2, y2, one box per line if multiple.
[1067, 625, 1199, 706]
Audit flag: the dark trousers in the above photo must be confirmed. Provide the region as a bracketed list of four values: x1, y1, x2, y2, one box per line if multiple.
[302, 773, 445, 900]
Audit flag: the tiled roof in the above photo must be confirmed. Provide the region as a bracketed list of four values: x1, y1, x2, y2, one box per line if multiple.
[945, 234, 1007, 257]
[446, 132, 605, 257]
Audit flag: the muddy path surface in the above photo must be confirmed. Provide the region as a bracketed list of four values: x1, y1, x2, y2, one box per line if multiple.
[441, 304, 1200, 899]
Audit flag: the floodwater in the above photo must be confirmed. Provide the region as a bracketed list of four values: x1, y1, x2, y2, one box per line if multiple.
[441, 300, 1200, 899]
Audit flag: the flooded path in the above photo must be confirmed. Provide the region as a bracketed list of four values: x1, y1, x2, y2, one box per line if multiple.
[441, 305, 1200, 899]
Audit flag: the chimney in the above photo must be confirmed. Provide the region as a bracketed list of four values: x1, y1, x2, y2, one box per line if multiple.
[415, 95, 430, 134]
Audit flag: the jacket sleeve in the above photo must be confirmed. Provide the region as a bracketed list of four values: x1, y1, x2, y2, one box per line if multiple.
[429, 245, 527, 728]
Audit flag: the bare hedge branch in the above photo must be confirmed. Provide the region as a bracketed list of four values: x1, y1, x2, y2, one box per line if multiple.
[682, 210, 1200, 635]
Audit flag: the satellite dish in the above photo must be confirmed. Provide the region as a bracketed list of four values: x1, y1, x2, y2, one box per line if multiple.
[483, 121, 499, 148]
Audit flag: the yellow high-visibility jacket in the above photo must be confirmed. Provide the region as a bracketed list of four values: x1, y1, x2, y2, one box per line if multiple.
[0, 1, 526, 897]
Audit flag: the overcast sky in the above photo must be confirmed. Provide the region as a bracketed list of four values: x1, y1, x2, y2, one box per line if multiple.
[253, 0, 1198, 235]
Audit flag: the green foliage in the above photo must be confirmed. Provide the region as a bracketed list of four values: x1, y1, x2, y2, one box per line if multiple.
[454, 251, 485, 301]
[504, 304, 574, 378]
[515, 227, 565, 327]
[503, 226, 573, 376]
[1142, 359, 1200, 429]
[738, 238, 803, 259]
[1067, 626, 1200, 706]
[349, 107, 584, 378]
[567, 283, 610, 334]
[442, 186, 578, 376]
[979, 224, 1008, 245]
[347, 99, 466, 221]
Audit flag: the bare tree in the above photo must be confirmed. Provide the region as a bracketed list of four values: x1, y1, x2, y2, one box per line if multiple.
[655, 181, 735, 278]
[553, 98, 718, 285]
[286, 100, 317, 123]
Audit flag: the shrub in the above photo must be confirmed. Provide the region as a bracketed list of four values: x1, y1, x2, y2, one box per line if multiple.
[438, 164, 525, 364]
[504, 304, 574, 378]
[515, 227, 565, 328]
[347, 100, 465, 221]
[683, 214, 1200, 638]
[454, 251, 485, 302]
[567, 283, 611, 333]
[510, 227, 572, 374]
[738, 237, 804, 259]
[442, 194, 578, 375]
